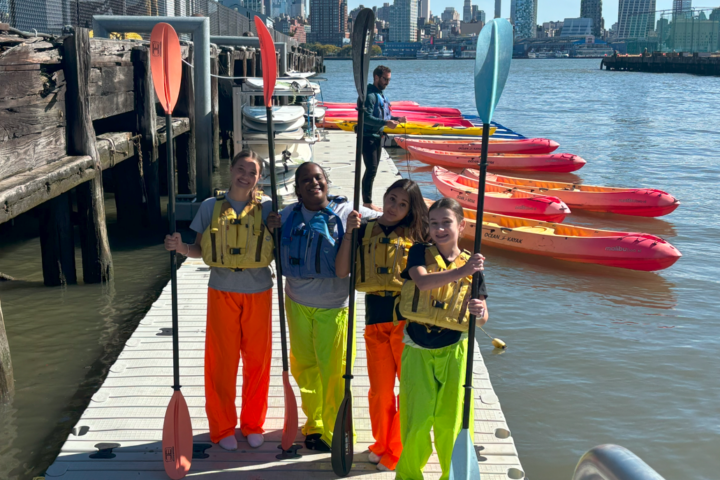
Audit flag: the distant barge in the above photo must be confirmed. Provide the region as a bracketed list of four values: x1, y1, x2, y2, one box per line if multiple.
[601, 51, 720, 76]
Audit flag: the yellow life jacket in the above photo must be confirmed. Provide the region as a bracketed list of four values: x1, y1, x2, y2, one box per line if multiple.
[355, 220, 414, 295]
[398, 245, 472, 332]
[200, 193, 274, 270]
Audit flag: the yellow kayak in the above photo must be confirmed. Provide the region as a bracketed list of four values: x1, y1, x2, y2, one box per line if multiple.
[334, 121, 496, 136]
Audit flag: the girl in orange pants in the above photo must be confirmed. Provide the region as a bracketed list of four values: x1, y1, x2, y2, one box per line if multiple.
[337, 179, 429, 471]
[165, 150, 281, 451]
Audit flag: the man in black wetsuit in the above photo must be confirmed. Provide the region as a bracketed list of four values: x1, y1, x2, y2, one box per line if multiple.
[361, 65, 407, 212]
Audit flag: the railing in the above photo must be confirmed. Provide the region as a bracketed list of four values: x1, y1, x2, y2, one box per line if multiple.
[573, 445, 666, 480]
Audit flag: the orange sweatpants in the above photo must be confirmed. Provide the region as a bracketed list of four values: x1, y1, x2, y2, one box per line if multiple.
[205, 287, 272, 443]
[365, 320, 406, 470]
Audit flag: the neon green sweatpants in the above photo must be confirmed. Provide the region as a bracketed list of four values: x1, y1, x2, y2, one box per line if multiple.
[395, 339, 473, 480]
[285, 296, 356, 446]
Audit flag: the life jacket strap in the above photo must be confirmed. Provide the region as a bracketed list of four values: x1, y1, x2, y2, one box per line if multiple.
[376, 267, 391, 274]
[432, 300, 448, 310]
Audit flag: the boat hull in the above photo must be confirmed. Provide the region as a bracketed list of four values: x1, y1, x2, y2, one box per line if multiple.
[409, 146, 586, 172]
[432, 167, 569, 222]
[395, 136, 560, 154]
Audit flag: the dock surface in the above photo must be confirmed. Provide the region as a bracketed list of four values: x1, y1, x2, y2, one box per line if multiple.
[45, 131, 524, 479]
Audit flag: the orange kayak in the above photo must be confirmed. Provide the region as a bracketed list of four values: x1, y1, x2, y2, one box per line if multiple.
[423, 199, 681, 271]
[395, 136, 560, 154]
[432, 167, 570, 222]
[462, 169, 680, 217]
[409, 145, 586, 173]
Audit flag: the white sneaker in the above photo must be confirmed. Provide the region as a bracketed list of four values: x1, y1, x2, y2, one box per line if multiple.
[377, 463, 391, 472]
[247, 433, 264, 448]
[368, 451, 381, 464]
[219, 435, 238, 451]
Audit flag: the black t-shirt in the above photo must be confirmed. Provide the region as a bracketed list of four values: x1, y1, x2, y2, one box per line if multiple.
[359, 218, 406, 325]
[400, 243, 488, 349]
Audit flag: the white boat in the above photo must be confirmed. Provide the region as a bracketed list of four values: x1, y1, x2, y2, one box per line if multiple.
[284, 70, 315, 78]
[527, 51, 537, 59]
[536, 51, 550, 59]
[459, 49, 476, 59]
[243, 115, 306, 133]
[245, 78, 316, 93]
[242, 105, 305, 124]
[428, 50, 439, 59]
[439, 47, 454, 59]
[258, 151, 304, 187]
[574, 45, 615, 58]
[416, 50, 428, 59]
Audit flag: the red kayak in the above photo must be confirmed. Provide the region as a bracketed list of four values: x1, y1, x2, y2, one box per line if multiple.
[462, 169, 680, 217]
[321, 100, 419, 108]
[432, 167, 570, 222]
[409, 146, 586, 173]
[395, 136, 559, 155]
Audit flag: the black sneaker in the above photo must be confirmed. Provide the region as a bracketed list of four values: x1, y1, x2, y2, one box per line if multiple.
[304, 433, 330, 452]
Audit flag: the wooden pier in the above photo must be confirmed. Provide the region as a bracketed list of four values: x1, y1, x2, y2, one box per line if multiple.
[0, 25, 322, 287]
[43, 131, 525, 480]
[601, 51, 720, 75]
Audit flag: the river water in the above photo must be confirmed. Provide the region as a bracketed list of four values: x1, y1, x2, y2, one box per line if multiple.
[0, 58, 718, 479]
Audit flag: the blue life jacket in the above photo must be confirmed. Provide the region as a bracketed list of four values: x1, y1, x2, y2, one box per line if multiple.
[281, 196, 347, 279]
[373, 92, 393, 121]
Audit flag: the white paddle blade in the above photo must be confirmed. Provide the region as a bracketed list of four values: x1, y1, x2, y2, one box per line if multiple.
[449, 429, 481, 480]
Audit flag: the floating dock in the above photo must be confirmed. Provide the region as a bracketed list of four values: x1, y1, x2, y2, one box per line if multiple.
[45, 132, 524, 479]
[601, 52, 720, 75]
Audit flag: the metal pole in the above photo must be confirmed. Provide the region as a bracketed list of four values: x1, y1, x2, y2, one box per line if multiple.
[211, 35, 288, 76]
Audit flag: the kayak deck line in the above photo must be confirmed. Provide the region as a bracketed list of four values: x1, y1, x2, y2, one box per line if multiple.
[45, 131, 523, 479]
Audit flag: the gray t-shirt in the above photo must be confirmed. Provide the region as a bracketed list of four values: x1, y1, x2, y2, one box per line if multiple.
[190, 195, 274, 294]
[280, 200, 380, 309]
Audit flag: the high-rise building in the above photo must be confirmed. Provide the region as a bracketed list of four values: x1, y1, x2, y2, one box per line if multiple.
[673, 0, 692, 18]
[561, 17, 594, 36]
[377, 2, 393, 22]
[390, 0, 418, 41]
[289, 0, 306, 18]
[463, 0, 472, 22]
[580, 0, 602, 36]
[245, 0, 266, 14]
[511, 0, 536, 38]
[495, 0, 501, 18]
[308, 0, 348, 44]
[617, 0, 656, 39]
[441, 6, 459, 22]
[419, 0, 431, 21]
[471, 6, 485, 23]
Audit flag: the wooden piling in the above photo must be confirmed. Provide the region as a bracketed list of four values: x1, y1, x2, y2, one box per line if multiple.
[132, 46, 161, 230]
[218, 48, 235, 160]
[39, 192, 77, 286]
[63, 29, 113, 284]
[111, 152, 145, 232]
[175, 45, 196, 195]
[0, 301, 12, 400]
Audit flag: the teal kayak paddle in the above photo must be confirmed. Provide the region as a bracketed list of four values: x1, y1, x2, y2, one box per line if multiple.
[449, 18, 513, 480]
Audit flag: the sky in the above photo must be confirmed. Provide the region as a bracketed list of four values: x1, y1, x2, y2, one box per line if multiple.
[346, 0, 679, 29]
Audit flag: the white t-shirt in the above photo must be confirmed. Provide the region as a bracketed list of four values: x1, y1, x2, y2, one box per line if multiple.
[279, 200, 380, 309]
[190, 195, 274, 294]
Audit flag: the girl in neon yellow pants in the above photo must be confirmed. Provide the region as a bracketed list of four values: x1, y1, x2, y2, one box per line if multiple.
[279, 162, 380, 451]
[395, 198, 489, 480]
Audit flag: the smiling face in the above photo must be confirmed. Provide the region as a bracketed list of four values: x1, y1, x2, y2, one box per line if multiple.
[382, 188, 410, 225]
[230, 156, 261, 196]
[295, 163, 329, 210]
[428, 207, 465, 248]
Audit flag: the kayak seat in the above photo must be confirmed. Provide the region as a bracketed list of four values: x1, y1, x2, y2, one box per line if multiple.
[513, 226, 556, 235]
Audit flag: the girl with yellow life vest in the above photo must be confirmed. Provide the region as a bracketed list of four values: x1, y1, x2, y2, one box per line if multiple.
[278, 162, 381, 452]
[164, 150, 281, 452]
[395, 197, 489, 480]
[336, 179, 428, 471]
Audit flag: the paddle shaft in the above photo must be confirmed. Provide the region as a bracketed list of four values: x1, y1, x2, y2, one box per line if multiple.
[264, 106, 292, 374]
[461, 123, 490, 429]
[165, 113, 181, 392]
[343, 99, 365, 394]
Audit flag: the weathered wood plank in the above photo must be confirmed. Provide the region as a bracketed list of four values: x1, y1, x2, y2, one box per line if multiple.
[0, 127, 66, 182]
[0, 300, 13, 400]
[64, 29, 113, 284]
[39, 192, 77, 286]
[0, 72, 65, 109]
[0, 70, 49, 98]
[0, 42, 61, 65]
[89, 91, 135, 121]
[0, 99, 66, 138]
[88, 65, 134, 96]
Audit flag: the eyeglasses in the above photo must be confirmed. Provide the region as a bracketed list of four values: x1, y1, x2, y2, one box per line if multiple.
[380, 76, 391, 81]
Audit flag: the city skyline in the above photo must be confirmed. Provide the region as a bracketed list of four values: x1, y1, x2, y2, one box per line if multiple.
[343, 0, 680, 27]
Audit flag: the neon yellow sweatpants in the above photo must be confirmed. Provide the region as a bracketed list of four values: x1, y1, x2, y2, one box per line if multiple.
[395, 339, 473, 480]
[285, 296, 356, 446]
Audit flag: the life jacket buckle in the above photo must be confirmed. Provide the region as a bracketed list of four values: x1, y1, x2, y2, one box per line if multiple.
[378, 237, 391, 244]
[376, 267, 391, 274]
[229, 248, 244, 255]
[432, 300, 448, 310]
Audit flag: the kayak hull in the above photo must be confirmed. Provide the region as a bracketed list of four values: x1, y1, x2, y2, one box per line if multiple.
[410, 146, 586, 172]
[464, 170, 680, 217]
[336, 122, 495, 137]
[395, 136, 560, 154]
[427, 201, 681, 271]
[432, 167, 569, 222]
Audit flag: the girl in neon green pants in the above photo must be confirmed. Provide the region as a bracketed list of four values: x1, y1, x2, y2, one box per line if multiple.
[278, 162, 380, 451]
[395, 198, 489, 480]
